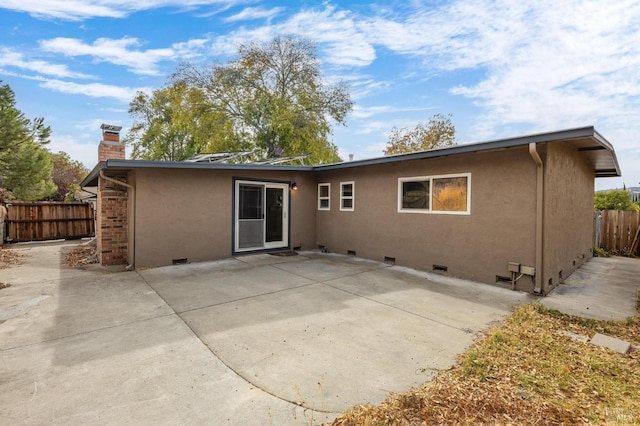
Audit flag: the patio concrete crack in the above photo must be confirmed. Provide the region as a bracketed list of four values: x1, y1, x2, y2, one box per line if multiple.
[134, 271, 340, 416]
[271, 261, 393, 285]
[0, 312, 177, 352]
[173, 281, 317, 315]
[322, 280, 471, 333]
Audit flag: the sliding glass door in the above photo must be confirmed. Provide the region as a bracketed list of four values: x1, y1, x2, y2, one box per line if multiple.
[235, 181, 289, 252]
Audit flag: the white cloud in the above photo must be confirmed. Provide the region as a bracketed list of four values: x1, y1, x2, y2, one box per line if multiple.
[4, 0, 639, 186]
[50, 119, 133, 168]
[48, 132, 103, 169]
[351, 105, 435, 119]
[359, 0, 640, 142]
[0, 47, 90, 78]
[211, 5, 376, 67]
[223, 6, 285, 23]
[41, 79, 150, 102]
[39, 37, 191, 76]
[0, 0, 240, 21]
[353, 119, 398, 136]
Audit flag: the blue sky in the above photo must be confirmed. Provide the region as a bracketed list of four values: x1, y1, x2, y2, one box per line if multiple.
[1, 0, 638, 190]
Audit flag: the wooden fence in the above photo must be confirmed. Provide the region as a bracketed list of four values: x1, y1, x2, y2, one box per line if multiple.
[594, 210, 640, 255]
[4, 202, 95, 243]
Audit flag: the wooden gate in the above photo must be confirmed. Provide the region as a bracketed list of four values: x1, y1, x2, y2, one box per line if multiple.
[4, 202, 95, 243]
[594, 210, 640, 255]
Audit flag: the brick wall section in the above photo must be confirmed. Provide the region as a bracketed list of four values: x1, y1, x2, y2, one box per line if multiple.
[97, 134, 128, 266]
[98, 140, 125, 162]
[97, 175, 128, 265]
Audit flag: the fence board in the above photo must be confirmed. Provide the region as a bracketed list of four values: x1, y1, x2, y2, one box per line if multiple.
[595, 210, 640, 255]
[5, 202, 95, 243]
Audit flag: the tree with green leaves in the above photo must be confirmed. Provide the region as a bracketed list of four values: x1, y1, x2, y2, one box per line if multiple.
[383, 113, 456, 156]
[171, 36, 352, 164]
[125, 80, 244, 161]
[594, 189, 638, 211]
[0, 81, 56, 201]
[47, 151, 88, 201]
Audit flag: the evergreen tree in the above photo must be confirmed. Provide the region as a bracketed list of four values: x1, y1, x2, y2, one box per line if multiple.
[0, 81, 56, 201]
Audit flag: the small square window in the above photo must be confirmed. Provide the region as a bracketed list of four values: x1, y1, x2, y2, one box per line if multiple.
[340, 181, 354, 211]
[318, 183, 330, 210]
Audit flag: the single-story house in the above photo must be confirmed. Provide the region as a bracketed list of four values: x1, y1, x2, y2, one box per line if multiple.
[81, 124, 620, 294]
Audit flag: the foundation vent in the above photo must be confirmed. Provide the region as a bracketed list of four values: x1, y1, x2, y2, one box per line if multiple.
[496, 275, 512, 284]
[347, 250, 356, 256]
[384, 256, 396, 264]
[433, 264, 448, 273]
[172, 258, 188, 265]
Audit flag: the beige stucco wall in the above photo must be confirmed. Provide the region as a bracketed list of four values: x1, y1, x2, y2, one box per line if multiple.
[127, 142, 597, 292]
[133, 168, 316, 268]
[542, 142, 595, 292]
[315, 147, 539, 290]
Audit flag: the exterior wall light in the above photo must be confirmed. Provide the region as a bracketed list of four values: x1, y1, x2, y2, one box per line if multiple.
[291, 182, 298, 190]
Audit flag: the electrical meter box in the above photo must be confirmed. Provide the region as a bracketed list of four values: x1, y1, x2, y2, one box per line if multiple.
[520, 265, 536, 276]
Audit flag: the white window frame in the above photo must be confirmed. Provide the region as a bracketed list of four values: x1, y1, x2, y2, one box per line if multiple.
[397, 173, 471, 215]
[318, 183, 331, 211]
[340, 181, 355, 211]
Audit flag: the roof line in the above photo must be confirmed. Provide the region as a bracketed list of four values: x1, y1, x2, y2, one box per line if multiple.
[80, 126, 620, 187]
[315, 126, 601, 171]
[80, 159, 313, 187]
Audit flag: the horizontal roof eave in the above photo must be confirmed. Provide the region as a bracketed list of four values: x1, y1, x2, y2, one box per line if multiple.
[80, 159, 314, 187]
[80, 126, 621, 187]
[316, 126, 614, 171]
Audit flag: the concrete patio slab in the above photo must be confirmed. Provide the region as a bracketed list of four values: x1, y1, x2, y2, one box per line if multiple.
[1, 313, 324, 425]
[180, 282, 480, 413]
[139, 258, 314, 313]
[162, 252, 533, 413]
[272, 252, 387, 282]
[0, 243, 335, 425]
[326, 266, 535, 334]
[2, 243, 636, 425]
[540, 256, 640, 320]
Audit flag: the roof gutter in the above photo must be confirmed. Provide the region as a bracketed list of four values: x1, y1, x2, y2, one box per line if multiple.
[528, 143, 544, 294]
[99, 170, 136, 271]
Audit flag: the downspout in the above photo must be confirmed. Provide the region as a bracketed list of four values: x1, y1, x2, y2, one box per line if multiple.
[99, 170, 135, 270]
[528, 143, 544, 294]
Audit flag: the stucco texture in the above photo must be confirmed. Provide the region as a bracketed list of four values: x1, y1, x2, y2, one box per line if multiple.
[542, 142, 595, 292]
[121, 142, 599, 293]
[315, 147, 539, 291]
[133, 168, 316, 268]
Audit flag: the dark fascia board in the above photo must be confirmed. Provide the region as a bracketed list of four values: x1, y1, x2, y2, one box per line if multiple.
[80, 126, 621, 187]
[316, 126, 619, 175]
[80, 159, 314, 187]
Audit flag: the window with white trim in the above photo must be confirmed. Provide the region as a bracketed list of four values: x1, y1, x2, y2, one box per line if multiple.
[340, 181, 354, 211]
[398, 173, 471, 215]
[318, 183, 330, 210]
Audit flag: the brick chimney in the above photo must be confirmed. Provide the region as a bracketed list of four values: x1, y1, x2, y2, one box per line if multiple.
[96, 124, 128, 266]
[98, 124, 125, 162]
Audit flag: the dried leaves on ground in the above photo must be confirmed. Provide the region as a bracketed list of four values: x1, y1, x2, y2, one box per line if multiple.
[329, 303, 640, 425]
[63, 245, 98, 267]
[0, 248, 25, 269]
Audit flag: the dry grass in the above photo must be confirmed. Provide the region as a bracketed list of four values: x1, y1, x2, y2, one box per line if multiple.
[327, 303, 639, 425]
[0, 247, 25, 269]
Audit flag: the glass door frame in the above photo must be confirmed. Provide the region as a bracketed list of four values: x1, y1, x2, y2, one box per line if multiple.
[233, 178, 290, 254]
